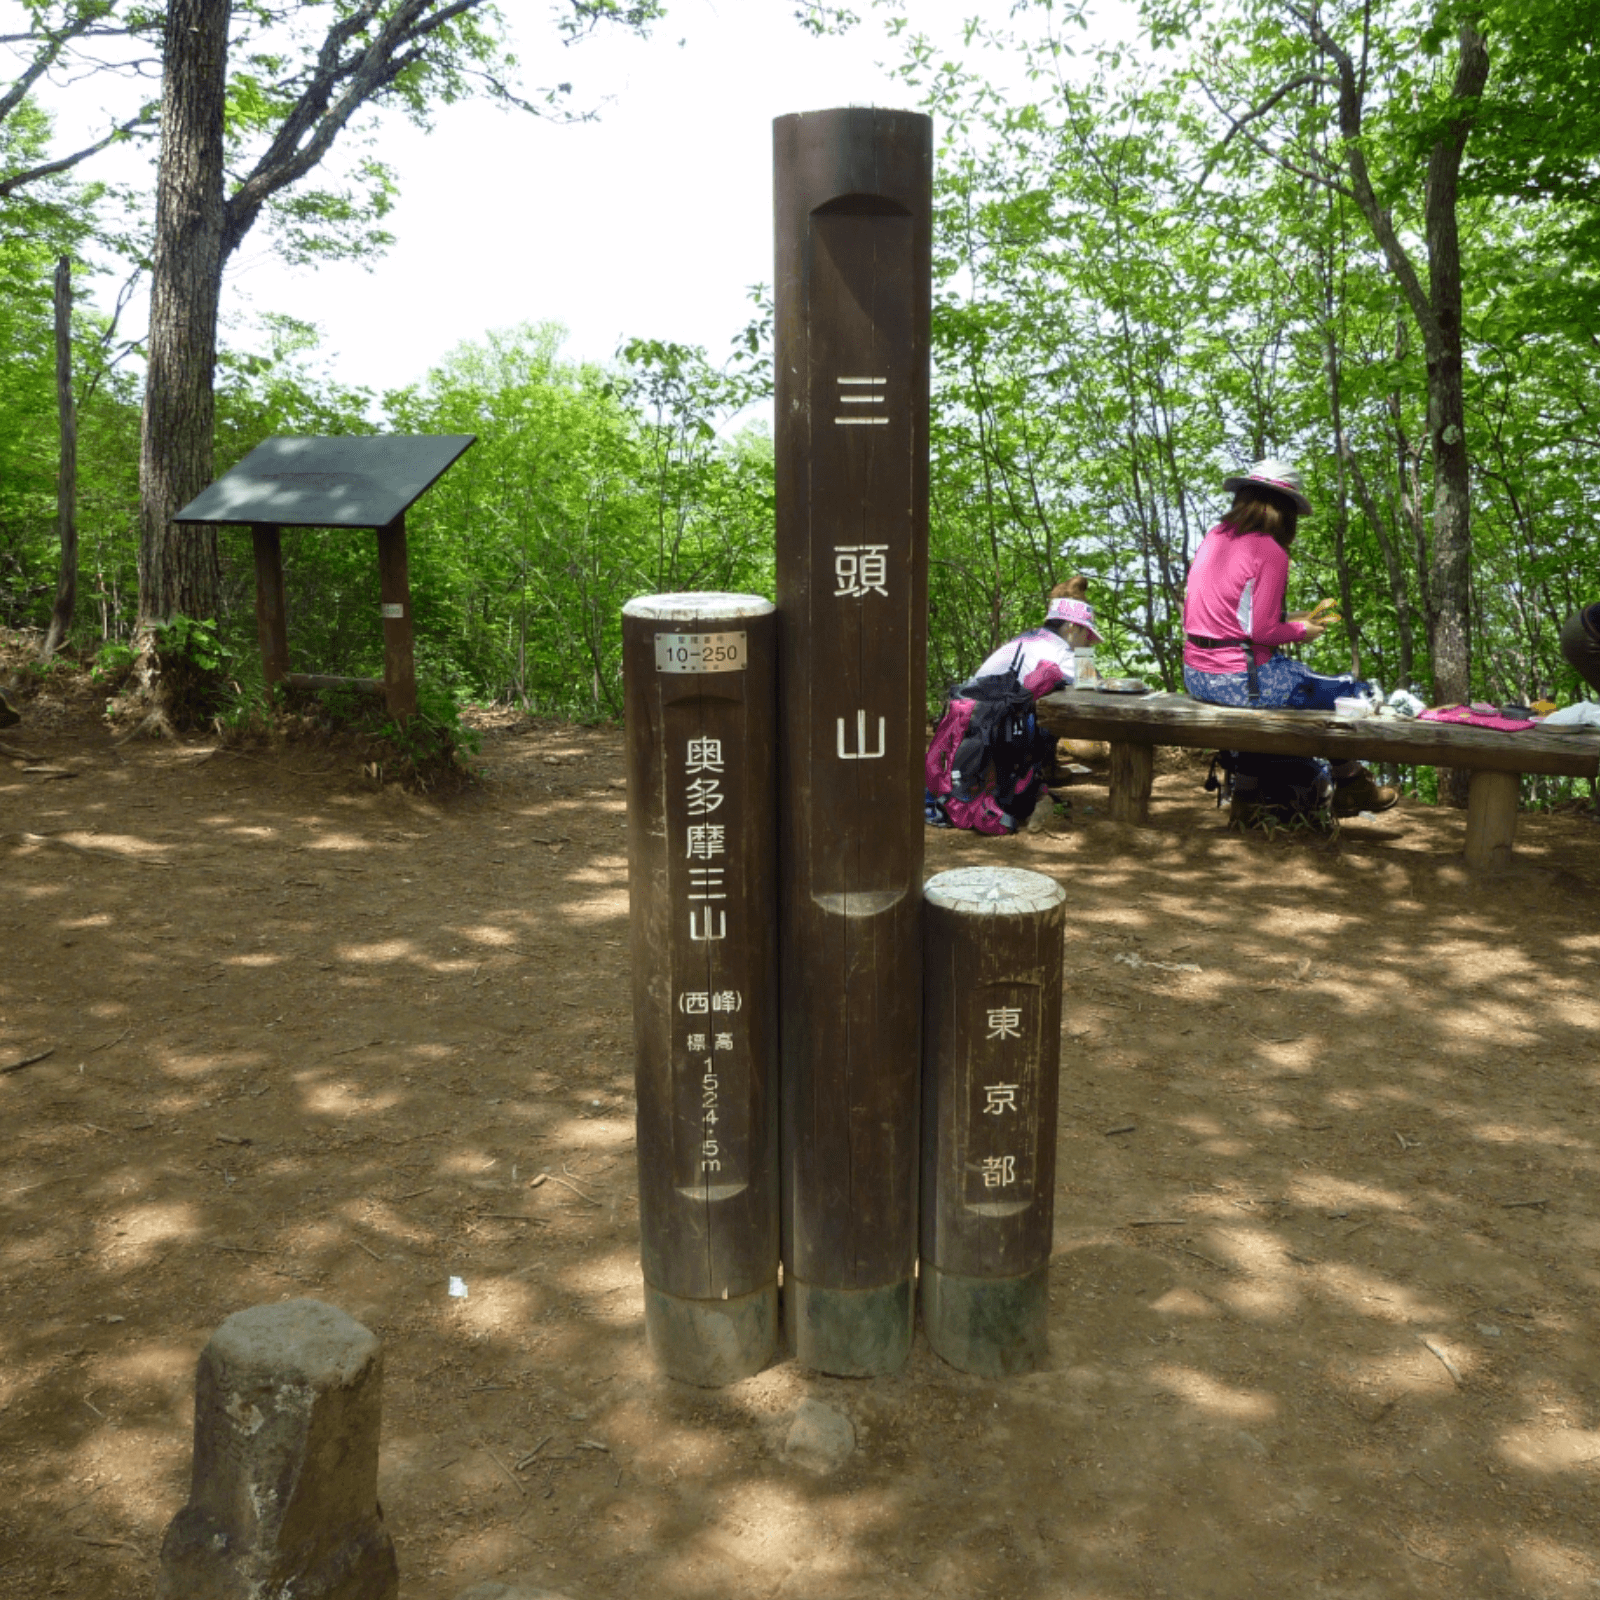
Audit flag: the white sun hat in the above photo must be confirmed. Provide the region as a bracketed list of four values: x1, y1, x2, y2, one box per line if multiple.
[1221, 458, 1312, 515]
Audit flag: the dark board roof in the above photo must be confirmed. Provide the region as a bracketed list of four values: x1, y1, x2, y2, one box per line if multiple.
[172, 434, 476, 528]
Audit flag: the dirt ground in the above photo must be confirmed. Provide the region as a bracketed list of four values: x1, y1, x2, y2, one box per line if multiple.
[3, 650, 1600, 1600]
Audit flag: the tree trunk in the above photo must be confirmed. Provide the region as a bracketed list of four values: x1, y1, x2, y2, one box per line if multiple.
[1423, 22, 1489, 806]
[138, 0, 230, 624]
[42, 254, 76, 659]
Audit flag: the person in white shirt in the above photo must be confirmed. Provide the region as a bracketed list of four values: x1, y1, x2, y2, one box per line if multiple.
[967, 576, 1102, 696]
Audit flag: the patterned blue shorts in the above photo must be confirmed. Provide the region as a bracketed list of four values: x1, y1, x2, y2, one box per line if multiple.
[1183, 656, 1316, 709]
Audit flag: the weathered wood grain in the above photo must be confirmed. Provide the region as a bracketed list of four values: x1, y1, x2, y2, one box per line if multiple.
[1038, 689, 1599, 779]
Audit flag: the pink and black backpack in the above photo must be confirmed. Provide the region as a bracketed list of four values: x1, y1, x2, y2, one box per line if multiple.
[924, 642, 1066, 835]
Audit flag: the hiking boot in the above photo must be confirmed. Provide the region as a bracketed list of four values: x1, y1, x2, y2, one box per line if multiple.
[1332, 767, 1399, 816]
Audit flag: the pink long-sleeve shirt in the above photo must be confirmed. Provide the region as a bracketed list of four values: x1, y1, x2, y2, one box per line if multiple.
[1182, 523, 1307, 672]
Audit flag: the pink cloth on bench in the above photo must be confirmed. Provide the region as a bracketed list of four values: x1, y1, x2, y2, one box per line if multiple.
[1418, 705, 1537, 732]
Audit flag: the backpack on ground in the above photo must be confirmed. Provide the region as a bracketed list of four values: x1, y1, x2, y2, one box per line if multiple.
[1204, 749, 1333, 832]
[925, 648, 1060, 835]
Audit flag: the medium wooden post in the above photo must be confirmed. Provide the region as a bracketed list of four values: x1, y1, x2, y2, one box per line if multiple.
[921, 867, 1065, 1377]
[250, 523, 290, 691]
[1107, 741, 1154, 823]
[1464, 768, 1518, 872]
[775, 107, 933, 1376]
[623, 594, 780, 1385]
[375, 513, 417, 719]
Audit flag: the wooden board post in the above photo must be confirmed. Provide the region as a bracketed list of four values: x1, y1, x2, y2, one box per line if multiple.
[623, 594, 780, 1385]
[375, 513, 417, 720]
[774, 107, 932, 1376]
[1108, 742, 1154, 823]
[1464, 769, 1519, 873]
[921, 868, 1065, 1377]
[250, 523, 290, 692]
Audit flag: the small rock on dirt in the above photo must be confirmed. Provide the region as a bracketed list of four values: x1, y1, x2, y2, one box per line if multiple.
[783, 1398, 855, 1474]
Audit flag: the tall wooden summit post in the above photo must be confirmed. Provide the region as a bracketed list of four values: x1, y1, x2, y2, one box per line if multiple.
[774, 108, 932, 1376]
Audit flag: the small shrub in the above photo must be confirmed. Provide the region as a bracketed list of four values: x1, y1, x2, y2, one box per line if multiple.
[153, 615, 233, 730]
[90, 640, 137, 688]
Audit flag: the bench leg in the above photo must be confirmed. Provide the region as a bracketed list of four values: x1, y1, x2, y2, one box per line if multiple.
[1108, 742, 1154, 824]
[1464, 770, 1518, 871]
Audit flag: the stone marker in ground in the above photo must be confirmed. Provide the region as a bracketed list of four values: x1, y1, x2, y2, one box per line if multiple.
[782, 1398, 856, 1475]
[156, 1298, 398, 1600]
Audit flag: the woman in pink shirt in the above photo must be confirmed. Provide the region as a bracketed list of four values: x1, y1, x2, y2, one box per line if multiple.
[1182, 460, 1332, 705]
[1183, 460, 1396, 814]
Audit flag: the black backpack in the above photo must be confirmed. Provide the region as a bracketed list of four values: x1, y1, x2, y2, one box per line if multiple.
[950, 664, 1049, 795]
[925, 648, 1056, 832]
[1205, 749, 1332, 829]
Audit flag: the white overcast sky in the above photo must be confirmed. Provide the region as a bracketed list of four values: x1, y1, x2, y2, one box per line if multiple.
[23, 0, 1131, 397]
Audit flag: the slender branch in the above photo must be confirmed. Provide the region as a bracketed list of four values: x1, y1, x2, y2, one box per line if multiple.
[222, 0, 491, 256]
[0, 102, 156, 196]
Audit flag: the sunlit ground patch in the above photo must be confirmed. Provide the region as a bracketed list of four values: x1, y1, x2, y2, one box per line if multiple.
[1498, 1426, 1600, 1473]
[1204, 1225, 1299, 1317]
[1148, 1362, 1279, 1420]
[1311, 1262, 1452, 1324]
[302, 832, 375, 853]
[1288, 1174, 1411, 1212]
[297, 1078, 404, 1117]
[1505, 1533, 1600, 1595]
[99, 1203, 203, 1265]
[1149, 1286, 1219, 1318]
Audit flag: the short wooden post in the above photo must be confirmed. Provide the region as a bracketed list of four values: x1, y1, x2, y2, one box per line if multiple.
[156, 1299, 397, 1600]
[1107, 741, 1154, 823]
[623, 594, 780, 1385]
[1464, 768, 1519, 872]
[250, 523, 290, 691]
[375, 513, 417, 720]
[921, 866, 1065, 1377]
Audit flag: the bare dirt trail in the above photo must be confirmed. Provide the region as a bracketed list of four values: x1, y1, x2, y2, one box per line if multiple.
[2, 659, 1599, 1600]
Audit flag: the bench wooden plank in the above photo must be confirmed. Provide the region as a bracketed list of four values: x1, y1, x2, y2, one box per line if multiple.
[1037, 689, 1600, 779]
[1037, 687, 1599, 868]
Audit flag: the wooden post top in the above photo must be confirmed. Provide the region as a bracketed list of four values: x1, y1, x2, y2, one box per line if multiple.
[924, 867, 1065, 918]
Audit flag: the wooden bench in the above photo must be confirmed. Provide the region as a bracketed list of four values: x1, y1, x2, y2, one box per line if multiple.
[1036, 688, 1600, 871]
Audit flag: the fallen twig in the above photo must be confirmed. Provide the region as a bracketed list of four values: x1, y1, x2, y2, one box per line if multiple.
[1127, 1218, 1187, 1227]
[1501, 1198, 1550, 1210]
[546, 1173, 602, 1206]
[1, 1048, 54, 1075]
[86, 1028, 131, 1054]
[477, 1437, 526, 1496]
[353, 1239, 383, 1261]
[1103, 1123, 1137, 1137]
[210, 1242, 272, 1256]
[329, 1039, 383, 1056]
[515, 1436, 553, 1470]
[1419, 1336, 1463, 1386]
